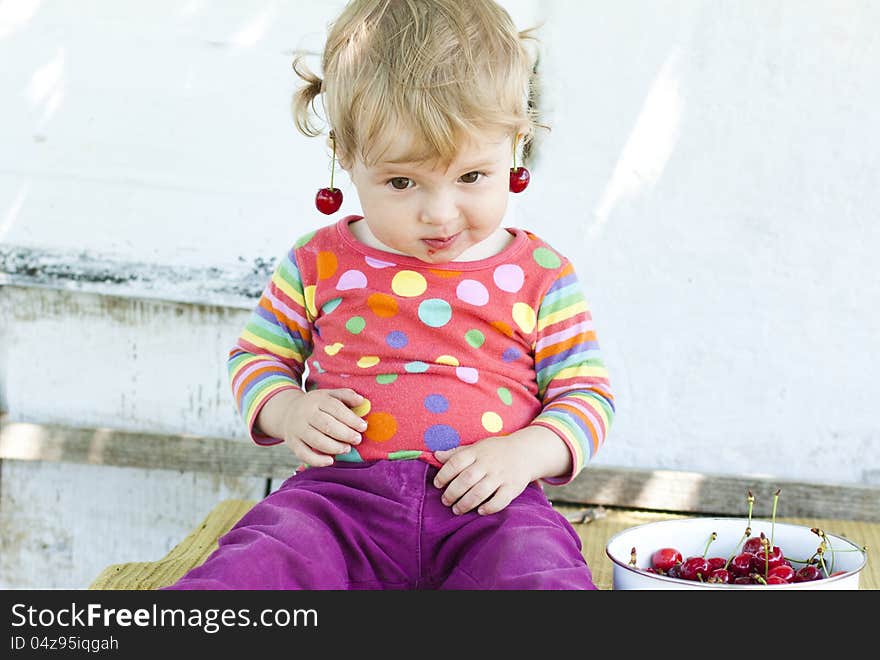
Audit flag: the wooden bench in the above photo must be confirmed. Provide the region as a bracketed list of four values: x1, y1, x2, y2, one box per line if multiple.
[1, 416, 875, 589]
[89, 499, 878, 590]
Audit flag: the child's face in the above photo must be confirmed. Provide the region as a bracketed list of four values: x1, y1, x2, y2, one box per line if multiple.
[345, 130, 513, 263]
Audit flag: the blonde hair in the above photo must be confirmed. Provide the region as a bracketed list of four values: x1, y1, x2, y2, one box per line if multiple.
[292, 0, 543, 167]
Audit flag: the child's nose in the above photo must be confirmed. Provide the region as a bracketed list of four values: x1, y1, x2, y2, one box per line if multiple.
[419, 191, 459, 227]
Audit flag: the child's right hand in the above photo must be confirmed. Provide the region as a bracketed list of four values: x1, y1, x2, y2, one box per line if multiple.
[259, 388, 368, 467]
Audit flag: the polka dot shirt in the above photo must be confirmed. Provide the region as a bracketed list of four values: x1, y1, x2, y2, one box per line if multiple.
[229, 216, 615, 484]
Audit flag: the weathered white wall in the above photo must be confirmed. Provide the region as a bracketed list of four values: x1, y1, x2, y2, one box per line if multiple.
[1, 1, 878, 587]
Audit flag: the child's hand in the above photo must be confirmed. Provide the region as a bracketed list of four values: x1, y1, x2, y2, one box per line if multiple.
[432, 434, 537, 516]
[274, 388, 368, 467]
[433, 426, 572, 515]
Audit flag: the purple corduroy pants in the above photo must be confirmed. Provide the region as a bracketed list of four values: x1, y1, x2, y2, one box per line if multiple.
[162, 459, 596, 590]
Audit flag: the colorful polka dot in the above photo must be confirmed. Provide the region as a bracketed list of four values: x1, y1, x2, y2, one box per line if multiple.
[364, 412, 397, 442]
[335, 447, 364, 462]
[429, 269, 461, 279]
[357, 355, 380, 368]
[533, 246, 561, 269]
[365, 256, 395, 269]
[424, 394, 449, 413]
[491, 320, 514, 337]
[324, 342, 343, 356]
[435, 355, 459, 366]
[512, 302, 536, 333]
[376, 374, 398, 384]
[424, 424, 460, 451]
[294, 231, 316, 248]
[310, 360, 325, 373]
[455, 366, 478, 383]
[405, 361, 430, 373]
[336, 269, 367, 290]
[316, 251, 338, 280]
[345, 316, 366, 334]
[368, 293, 398, 318]
[465, 329, 485, 348]
[392, 270, 427, 297]
[481, 411, 503, 433]
[502, 347, 521, 362]
[322, 297, 342, 314]
[418, 298, 452, 327]
[497, 387, 513, 405]
[493, 264, 524, 292]
[456, 279, 489, 306]
[388, 450, 422, 460]
[386, 330, 408, 348]
[304, 285, 317, 320]
[351, 398, 371, 417]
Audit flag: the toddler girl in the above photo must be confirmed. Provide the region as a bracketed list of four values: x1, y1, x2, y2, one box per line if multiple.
[165, 0, 615, 590]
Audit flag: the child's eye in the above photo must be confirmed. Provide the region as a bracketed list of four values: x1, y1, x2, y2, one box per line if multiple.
[388, 177, 413, 190]
[459, 171, 483, 183]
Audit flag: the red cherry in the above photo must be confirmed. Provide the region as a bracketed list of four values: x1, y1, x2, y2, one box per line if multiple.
[753, 545, 785, 571]
[729, 553, 754, 577]
[707, 568, 730, 584]
[742, 536, 764, 554]
[509, 167, 530, 193]
[315, 187, 343, 214]
[767, 564, 795, 582]
[793, 565, 823, 582]
[707, 557, 726, 572]
[666, 563, 682, 579]
[651, 547, 683, 572]
[679, 556, 710, 581]
[733, 575, 754, 585]
[765, 575, 788, 585]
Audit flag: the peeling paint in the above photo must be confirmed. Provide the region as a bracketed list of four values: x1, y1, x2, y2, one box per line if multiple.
[0, 244, 275, 309]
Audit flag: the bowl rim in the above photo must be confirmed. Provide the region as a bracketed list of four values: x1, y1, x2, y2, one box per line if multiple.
[605, 516, 868, 589]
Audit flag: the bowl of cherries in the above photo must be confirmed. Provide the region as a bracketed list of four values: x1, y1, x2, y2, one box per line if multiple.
[605, 490, 868, 589]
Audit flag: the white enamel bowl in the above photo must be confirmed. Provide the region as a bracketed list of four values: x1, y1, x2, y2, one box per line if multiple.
[606, 517, 867, 590]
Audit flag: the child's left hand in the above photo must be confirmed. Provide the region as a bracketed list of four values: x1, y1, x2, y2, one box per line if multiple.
[433, 426, 569, 516]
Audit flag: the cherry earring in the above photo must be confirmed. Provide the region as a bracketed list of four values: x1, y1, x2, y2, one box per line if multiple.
[509, 133, 530, 193]
[315, 131, 343, 214]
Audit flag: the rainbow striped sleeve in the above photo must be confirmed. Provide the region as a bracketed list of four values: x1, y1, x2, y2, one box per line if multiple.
[228, 248, 313, 445]
[531, 261, 615, 484]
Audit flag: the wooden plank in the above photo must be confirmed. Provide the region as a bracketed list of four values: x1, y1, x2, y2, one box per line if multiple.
[0, 244, 268, 310]
[0, 415, 300, 481]
[546, 465, 880, 522]
[2, 415, 878, 520]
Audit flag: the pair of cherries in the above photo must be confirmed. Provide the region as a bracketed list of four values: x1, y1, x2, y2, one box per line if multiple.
[315, 167, 530, 215]
[315, 133, 531, 214]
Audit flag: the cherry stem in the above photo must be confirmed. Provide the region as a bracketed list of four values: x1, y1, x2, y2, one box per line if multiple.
[512, 134, 519, 170]
[812, 527, 834, 575]
[746, 490, 755, 529]
[770, 488, 780, 548]
[762, 536, 770, 578]
[702, 532, 717, 558]
[724, 526, 751, 570]
[329, 133, 337, 191]
[629, 546, 637, 567]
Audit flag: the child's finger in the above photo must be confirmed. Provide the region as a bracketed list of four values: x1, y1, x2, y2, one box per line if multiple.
[301, 426, 359, 455]
[312, 411, 363, 445]
[285, 437, 335, 467]
[432, 447, 471, 488]
[326, 388, 365, 407]
[324, 397, 370, 433]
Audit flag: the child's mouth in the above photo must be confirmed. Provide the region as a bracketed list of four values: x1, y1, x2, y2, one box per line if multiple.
[422, 233, 460, 250]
